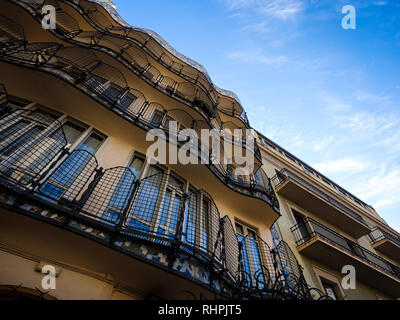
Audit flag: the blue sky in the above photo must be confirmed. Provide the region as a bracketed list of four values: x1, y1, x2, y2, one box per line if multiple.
[113, 0, 400, 231]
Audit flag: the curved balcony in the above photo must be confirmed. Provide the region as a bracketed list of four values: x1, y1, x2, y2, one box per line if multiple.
[0, 39, 277, 206]
[291, 217, 400, 297]
[15, 0, 249, 128]
[0, 110, 316, 299]
[0, 42, 258, 169]
[236, 232, 328, 299]
[55, 0, 250, 127]
[1, 0, 262, 161]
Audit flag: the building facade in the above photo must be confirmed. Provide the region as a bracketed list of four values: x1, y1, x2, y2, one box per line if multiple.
[0, 0, 398, 300]
[258, 133, 400, 300]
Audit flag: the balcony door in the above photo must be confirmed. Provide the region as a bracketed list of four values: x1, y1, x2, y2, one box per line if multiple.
[103, 156, 145, 224]
[154, 174, 185, 239]
[236, 222, 264, 287]
[39, 130, 105, 201]
[292, 210, 310, 242]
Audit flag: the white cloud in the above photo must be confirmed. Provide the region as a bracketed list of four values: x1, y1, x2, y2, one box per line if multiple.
[223, 0, 304, 19]
[227, 50, 289, 65]
[350, 165, 400, 210]
[335, 109, 400, 135]
[352, 90, 390, 105]
[259, 0, 303, 19]
[241, 21, 273, 34]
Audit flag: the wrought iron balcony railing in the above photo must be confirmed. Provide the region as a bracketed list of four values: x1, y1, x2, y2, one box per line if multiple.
[236, 232, 326, 299]
[0, 83, 12, 117]
[272, 168, 369, 227]
[0, 113, 322, 299]
[291, 217, 400, 280]
[0, 39, 275, 207]
[0, 3, 262, 160]
[62, 0, 250, 126]
[370, 227, 400, 247]
[12, 0, 251, 129]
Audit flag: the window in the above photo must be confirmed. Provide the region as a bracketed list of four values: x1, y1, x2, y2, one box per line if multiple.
[227, 164, 245, 184]
[19, 121, 87, 184]
[39, 131, 105, 201]
[265, 141, 276, 150]
[270, 224, 281, 246]
[254, 170, 265, 188]
[286, 154, 297, 164]
[345, 239, 365, 258]
[62, 121, 88, 145]
[119, 92, 137, 111]
[236, 222, 264, 288]
[322, 177, 333, 188]
[128, 156, 145, 179]
[200, 198, 210, 250]
[181, 189, 216, 254]
[83, 74, 108, 94]
[274, 169, 286, 185]
[155, 174, 185, 238]
[236, 174, 244, 186]
[0, 108, 59, 157]
[104, 156, 145, 223]
[321, 280, 339, 300]
[150, 109, 164, 127]
[292, 210, 310, 242]
[128, 165, 164, 233]
[78, 132, 104, 153]
[183, 188, 197, 246]
[303, 166, 314, 175]
[105, 83, 123, 102]
[162, 115, 185, 134]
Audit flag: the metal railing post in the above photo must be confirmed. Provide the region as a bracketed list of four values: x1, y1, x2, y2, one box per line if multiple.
[73, 167, 104, 213]
[31, 147, 70, 191]
[116, 179, 141, 231]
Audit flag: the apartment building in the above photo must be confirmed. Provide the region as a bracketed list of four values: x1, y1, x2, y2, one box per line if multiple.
[0, 0, 398, 300]
[258, 133, 400, 299]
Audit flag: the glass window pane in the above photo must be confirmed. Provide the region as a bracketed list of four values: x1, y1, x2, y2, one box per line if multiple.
[62, 121, 86, 145]
[0, 125, 44, 156]
[132, 166, 163, 223]
[79, 132, 104, 153]
[183, 190, 197, 245]
[159, 189, 172, 227]
[110, 170, 136, 210]
[168, 175, 184, 191]
[237, 234, 251, 283]
[235, 223, 244, 235]
[200, 199, 209, 250]
[128, 218, 150, 232]
[28, 109, 58, 124]
[150, 110, 163, 127]
[323, 283, 338, 300]
[0, 120, 30, 142]
[169, 194, 181, 231]
[120, 93, 137, 109]
[129, 156, 144, 178]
